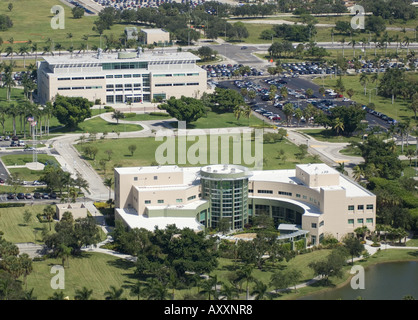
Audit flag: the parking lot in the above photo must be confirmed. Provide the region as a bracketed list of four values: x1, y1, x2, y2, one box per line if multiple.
[213, 74, 395, 130]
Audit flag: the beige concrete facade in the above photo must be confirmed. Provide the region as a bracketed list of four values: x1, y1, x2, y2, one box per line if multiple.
[141, 28, 170, 45]
[114, 164, 376, 245]
[37, 50, 207, 105]
[56, 203, 89, 221]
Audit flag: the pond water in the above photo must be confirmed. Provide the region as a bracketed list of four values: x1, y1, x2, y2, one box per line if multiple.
[300, 261, 418, 300]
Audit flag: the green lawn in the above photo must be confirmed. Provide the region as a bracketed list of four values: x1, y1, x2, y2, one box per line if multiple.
[0, 0, 137, 50]
[1, 154, 59, 166]
[123, 113, 173, 121]
[297, 128, 362, 143]
[171, 111, 268, 129]
[74, 133, 322, 180]
[26, 252, 137, 300]
[51, 116, 143, 134]
[312, 74, 417, 124]
[0, 204, 53, 243]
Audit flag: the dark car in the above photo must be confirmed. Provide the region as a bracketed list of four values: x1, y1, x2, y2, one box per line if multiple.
[42, 193, 50, 199]
[25, 193, 32, 199]
[33, 192, 41, 199]
[17, 193, 25, 199]
[49, 193, 57, 199]
[7, 193, 15, 200]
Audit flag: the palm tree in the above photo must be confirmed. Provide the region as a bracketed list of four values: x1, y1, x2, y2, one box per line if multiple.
[332, 117, 344, 136]
[48, 291, 66, 300]
[233, 105, 242, 123]
[359, 73, 369, 96]
[129, 280, 144, 300]
[43, 205, 55, 231]
[349, 39, 356, 57]
[236, 264, 255, 300]
[75, 287, 93, 300]
[112, 110, 125, 124]
[18, 44, 29, 68]
[104, 286, 126, 300]
[250, 279, 268, 300]
[104, 177, 113, 201]
[352, 165, 364, 182]
[283, 103, 294, 127]
[145, 278, 169, 300]
[200, 276, 219, 300]
[405, 148, 415, 166]
[7, 102, 19, 136]
[336, 162, 348, 175]
[220, 282, 239, 300]
[294, 108, 303, 127]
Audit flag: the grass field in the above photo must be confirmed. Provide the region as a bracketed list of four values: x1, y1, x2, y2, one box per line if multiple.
[312, 73, 417, 123]
[297, 128, 362, 143]
[0, 204, 53, 243]
[74, 133, 322, 180]
[0, 0, 137, 50]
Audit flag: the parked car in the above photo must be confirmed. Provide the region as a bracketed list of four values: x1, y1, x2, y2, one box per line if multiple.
[42, 193, 50, 199]
[25, 193, 32, 199]
[17, 193, 25, 199]
[7, 193, 15, 200]
[33, 192, 42, 199]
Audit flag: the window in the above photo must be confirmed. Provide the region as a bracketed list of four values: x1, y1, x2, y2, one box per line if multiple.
[187, 195, 196, 201]
[278, 191, 292, 196]
[311, 223, 317, 228]
[158, 200, 164, 204]
[357, 218, 364, 224]
[58, 77, 70, 81]
[257, 190, 273, 194]
[366, 218, 373, 224]
[366, 204, 374, 210]
[319, 220, 324, 227]
[296, 194, 301, 198]
[154, 176, 158, 180]
[145, 200, 151, 204]
[124, 74, 131, 78]
[348, 205, 354, 211]
[176, 199, 183, 203]
[348, 219, 354, 225]
[358, 205, 364, 210]
[134, 177, 138, 181]
[106, 75, 113, 79]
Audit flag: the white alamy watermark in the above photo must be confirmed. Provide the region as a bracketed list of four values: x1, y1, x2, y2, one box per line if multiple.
[154, 121, 264, 170]
[51, 5, 65, 30]
[350, 265, 365, 290]
[350, 5, 365, 30]
[50, 265, 65, 290]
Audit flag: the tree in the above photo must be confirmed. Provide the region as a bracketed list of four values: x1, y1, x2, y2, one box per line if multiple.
[43, 205, 55, 231]
[342, 235, 364, 264]
[308, 248, 347, 285]
[72, 6, 84, 19]
[75, 287, 93, 300]
[236, 264, 255, 300]
[104, 286, 126, 300]
[53, 95, 93, 129]
[159, 96, 206, 124]
[104, 177, 113, 200]
[128, 144, 137, 156]
[22, 210, 32, 226]
[111, 110, 125, 124]
[282, 103, 294, 126]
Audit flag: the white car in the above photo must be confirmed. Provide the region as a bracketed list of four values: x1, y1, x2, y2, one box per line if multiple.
[342, 98, 350, 102]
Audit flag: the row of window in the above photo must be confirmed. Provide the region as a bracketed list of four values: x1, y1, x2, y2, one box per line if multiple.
[155, 82, 199, 87]
[348, 218, 374, 224]
[311, 221, 325, 228]
[58, 86, 102, 90]
[144, 194, 198, 205]
[348, 204, 374, 211]
[106, 74, 143, 79]
[153, 73, 200, 77]
[58, 76, 105, 81]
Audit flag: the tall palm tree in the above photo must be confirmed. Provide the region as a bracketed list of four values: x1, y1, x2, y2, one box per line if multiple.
[18, 44, 29, 68]
[75, 287, 94, 300]
[145, 278, 169, 300]
[104, 286, 126, 300]
[283, 103, 294, 127]
[359, 73, 369, 95]
[236, 264, 255, 300]
[129, 280, 144, 300]
[250, 279, 268, 300]
[332, 117, 344, 136]
[233, 105, 242, 123]
[220, 282, 239, 300]
[242, 105, 252, 126]
[7, 102, 19, 136]
[104, 177, 113, 201]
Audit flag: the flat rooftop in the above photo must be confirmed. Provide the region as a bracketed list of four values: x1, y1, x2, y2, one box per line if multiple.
[141, 28, 169, 34]
[116, 208, 204, 232]
[41, 50, 200, 65]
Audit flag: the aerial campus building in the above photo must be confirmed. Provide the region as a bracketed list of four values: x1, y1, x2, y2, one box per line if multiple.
[114, 163, 376, 245]
[36, 49, 207, 105]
